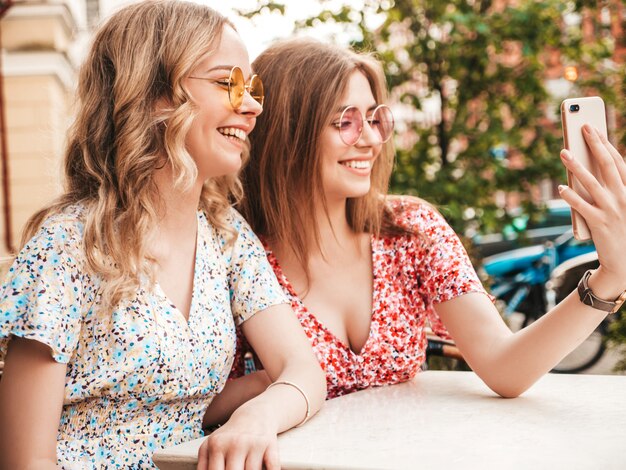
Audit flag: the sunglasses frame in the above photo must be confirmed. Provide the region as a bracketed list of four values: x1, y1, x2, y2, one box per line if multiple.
[189, 65, 264, 110]
[334, 104, 394, 146]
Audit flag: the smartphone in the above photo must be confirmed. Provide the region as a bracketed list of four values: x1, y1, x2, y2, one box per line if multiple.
[560, 96, 608, 241]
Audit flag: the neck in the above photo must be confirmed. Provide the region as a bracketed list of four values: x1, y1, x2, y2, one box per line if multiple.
[151, 163, 202, 242]
[272, 196, 369, 275]
[314, 198, 352, 245]
[311, 196, 371, 264]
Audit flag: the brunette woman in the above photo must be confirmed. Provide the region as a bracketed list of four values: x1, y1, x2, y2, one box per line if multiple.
[205, 37, 626, 425]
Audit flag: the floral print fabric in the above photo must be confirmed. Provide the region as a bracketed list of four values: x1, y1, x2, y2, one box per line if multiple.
[0, 204, 287, 469]
[231, 198, 491, 399]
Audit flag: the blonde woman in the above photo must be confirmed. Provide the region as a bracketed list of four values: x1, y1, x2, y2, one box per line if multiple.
[205, 37, 626, 423]
[0, 3, 325, 469]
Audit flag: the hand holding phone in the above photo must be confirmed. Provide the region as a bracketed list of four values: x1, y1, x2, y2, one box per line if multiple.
[560, 96, 608, 240]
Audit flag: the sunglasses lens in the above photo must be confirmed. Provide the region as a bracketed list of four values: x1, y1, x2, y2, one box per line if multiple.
[229, 67, 245, 109]
[371, 106, 395, 143]
[339, 107, 363, 146]
[249, 75, 264, 107]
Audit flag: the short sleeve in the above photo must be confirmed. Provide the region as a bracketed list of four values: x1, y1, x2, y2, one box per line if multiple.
[0, 216, 86, 363]
[412, 204, 489, 304]
[389, 198, 493, 340]
[225, 209, 289, 325]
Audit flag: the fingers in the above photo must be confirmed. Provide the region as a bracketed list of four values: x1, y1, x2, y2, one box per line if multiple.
[200, 432, 279, 470]
[244, 450, 264, 470]
[203, 435, 227, 470]
[205, 449, 225, 470]
[243, 438, 278, 470]
[582, 125, 624, 191]
[557, 184, 601, 227]
[198, 438, 211, 470]
[262, 441, 281, 470]
[224, 450, 246, 470]
[594, 128, 626, 186]
[560, 149, 605, 206]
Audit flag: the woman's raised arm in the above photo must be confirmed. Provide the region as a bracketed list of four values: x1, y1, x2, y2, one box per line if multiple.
[437, 125, 626, 398]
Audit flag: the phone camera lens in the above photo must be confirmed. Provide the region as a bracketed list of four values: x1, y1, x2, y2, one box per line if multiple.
[569, 104, 580, 112]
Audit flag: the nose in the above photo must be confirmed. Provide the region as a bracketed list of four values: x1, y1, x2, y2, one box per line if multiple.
[237, 91, 263, 117]
[356, 118, 380, 147]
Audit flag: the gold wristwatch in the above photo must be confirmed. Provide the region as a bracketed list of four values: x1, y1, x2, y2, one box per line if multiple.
[577, 269, 626, 314]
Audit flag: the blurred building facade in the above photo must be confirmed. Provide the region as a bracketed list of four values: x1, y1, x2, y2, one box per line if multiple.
[0, 0, 99, 258]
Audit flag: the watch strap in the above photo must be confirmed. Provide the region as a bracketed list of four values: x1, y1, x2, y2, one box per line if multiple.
[577, 269, 626, 314]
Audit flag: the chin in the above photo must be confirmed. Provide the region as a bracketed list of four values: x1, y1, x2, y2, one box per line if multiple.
[349, 184, 372, 198]
[340, 191, 371, 202]
[225, 157, 243, 174]
[206, 157, 243, 179]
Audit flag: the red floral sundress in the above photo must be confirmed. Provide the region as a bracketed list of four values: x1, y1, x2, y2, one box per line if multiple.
[230, 198, 490, 399]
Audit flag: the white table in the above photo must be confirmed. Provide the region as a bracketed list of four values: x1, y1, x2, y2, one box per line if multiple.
[153, 371, 626, 470]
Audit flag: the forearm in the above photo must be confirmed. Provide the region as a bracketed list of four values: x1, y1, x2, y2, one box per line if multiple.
[228, 361, 326, 434]
[474, 290, 608, 397]
[236, 303, 327, 432]
[269, 360, 327, 431]
[203, 371, 271, 428]
[438, 288, 614, 398]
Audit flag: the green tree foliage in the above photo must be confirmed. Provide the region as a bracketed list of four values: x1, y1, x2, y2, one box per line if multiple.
[608, 311, 626, 372]
[242, 0, 622, 237]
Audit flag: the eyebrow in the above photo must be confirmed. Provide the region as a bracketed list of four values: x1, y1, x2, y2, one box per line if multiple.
[207, 65, 235, 73]
[202, 65, 256, 80]
[334, 104, 379, 113]
[207, 65, 255, 76]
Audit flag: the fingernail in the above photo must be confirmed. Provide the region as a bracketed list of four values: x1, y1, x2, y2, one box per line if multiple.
[582, 124, 592, 134]
[561, 150, 572, 161]
[558, 185, 566, 193]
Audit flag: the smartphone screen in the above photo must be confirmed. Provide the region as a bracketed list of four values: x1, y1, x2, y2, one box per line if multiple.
[560, 96, 608, 241]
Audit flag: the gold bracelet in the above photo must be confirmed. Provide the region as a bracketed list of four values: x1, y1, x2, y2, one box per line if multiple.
[266, 380, 311, 427]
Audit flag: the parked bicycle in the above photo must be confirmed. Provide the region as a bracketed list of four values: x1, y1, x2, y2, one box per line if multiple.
[480, 230, 610, 373]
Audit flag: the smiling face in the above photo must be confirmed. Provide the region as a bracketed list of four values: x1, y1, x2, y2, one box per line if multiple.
[319, 70, 383, 203]
[184, 26, 262, 181]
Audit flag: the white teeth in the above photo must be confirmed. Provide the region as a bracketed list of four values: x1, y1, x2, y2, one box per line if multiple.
[218, 127, 246, 141]
[341, 160, 371, 169]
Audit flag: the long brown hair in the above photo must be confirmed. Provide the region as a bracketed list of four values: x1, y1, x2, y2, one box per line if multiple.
[20, 0, 241, 308]
[240, 38, 408, 273]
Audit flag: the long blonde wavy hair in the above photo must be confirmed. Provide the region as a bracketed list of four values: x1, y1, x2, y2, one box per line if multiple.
[21, 0, 241, 308]
[239, 38, 411, 275]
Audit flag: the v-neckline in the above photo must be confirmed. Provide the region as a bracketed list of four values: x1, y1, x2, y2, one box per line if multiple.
[155, 211, 202, 325]
[264, 235, 378, 357]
